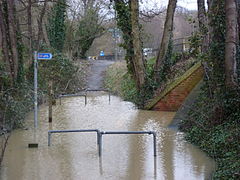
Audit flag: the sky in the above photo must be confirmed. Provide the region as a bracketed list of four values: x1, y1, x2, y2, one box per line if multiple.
[176, 0, 198, 10]
[141, 0, 200, 11]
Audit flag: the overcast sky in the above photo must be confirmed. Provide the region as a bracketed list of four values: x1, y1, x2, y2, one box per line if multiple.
[141, 0, 201, 11]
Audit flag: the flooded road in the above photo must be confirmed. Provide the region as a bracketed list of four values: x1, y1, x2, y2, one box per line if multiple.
[0, 92, 215, 180]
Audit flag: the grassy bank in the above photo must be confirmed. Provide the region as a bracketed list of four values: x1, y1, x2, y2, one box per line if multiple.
[104, 61, 138, 103]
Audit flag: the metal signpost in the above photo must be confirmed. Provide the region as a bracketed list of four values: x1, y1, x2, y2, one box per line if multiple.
[34, 51, 52, 128]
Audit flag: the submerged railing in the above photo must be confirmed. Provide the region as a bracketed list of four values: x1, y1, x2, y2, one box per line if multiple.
[48, 129, 157, 157]
[58, 89, 111, 105]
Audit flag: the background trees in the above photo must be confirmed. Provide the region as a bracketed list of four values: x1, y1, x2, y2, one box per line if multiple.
[0, 0, 22, 85]
[65, 0, 108, 58]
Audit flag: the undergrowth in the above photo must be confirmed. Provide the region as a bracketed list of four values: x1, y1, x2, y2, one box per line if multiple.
[179, 85, 240, 179]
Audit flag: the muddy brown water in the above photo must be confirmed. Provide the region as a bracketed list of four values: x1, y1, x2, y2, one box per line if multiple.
[0, 93, 215, 180]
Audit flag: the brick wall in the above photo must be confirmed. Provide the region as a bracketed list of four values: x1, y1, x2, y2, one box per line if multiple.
[152, 66, 204, 111]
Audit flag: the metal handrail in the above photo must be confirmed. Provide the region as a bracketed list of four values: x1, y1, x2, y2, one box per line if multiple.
[59, 93, 87, 105]
[58, 89, 111, 105]
[100, 131, 157, 157]
[48, 129, 157, 157]
[85, 89, 111, 102]
[48, 129, 101, 155]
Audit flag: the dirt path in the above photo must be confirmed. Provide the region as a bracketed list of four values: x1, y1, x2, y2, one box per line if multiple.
[86, 60, 114, 89]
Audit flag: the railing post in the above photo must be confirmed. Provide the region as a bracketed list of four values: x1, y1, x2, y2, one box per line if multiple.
[99, 133, 103, 157]
[152, 131, 157, 157]
[85, 90, 88, 105]
[48, 132, 51, 146]
[59, 96, 62, 105]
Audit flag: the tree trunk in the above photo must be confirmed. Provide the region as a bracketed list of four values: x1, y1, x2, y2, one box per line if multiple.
[7, 0, 19, 80]
[0, 3, 8, 64]
[130, 0, 145, 89]
[114, 0, 138, 85]
[197, 0, 208, 52]
[237, 0, 240, 39]
[27, 0, 33, 65]
[197, 0, 206, 30]
[0, 1, 13, 84]
[0, 22, 2, 56]
[225, 0, 238, 87]
[43, 19, 50, 47]
[37, 0, 47, 51]
[154, 0, 177, 82]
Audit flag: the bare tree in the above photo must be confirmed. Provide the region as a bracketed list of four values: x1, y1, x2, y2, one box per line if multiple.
[65, 0, 109, 58]
[36, 0, 48, 50]
[225, 0, 238, 87]
[154, 0, 177, 82]
[130, 0, 145, 88]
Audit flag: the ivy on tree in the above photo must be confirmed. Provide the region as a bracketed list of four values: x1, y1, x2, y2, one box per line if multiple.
[47, 0, 67, 52]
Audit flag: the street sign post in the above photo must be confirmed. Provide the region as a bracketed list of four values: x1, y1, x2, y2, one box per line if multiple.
[34, 51, 53, 128]
[37, 53, 52, 60]
[34, 52, 38, 128]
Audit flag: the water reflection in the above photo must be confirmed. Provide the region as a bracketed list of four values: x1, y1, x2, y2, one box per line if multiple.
[0, 93, 215, 180]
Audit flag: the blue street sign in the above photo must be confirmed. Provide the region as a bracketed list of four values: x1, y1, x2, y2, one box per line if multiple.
[37, 53, 52, 60]
[100, 51, 104, 56]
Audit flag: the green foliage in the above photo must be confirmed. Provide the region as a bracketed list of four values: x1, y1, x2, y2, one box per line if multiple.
[104, 61, 157, 108]
[0, 82, 34, 129]
[0, 61, 11, 88]
[180, 1, 240, 179]
[157, 37, 174, 82]
[38, 53, 78, 94]
[207, 0, 226, 91]
[180, 89, 240, 179]
[47, 0, 67, 52]
[16, 31, 25, 84]
[114, 1, 135, 74]
[188, 32, 201, 56]
[105, 51, 198, 108]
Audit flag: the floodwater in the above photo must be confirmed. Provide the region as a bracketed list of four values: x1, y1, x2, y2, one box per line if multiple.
[0, 92, 215, 180]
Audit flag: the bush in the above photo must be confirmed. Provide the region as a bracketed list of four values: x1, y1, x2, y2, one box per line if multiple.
[0, 82, 34, 129]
